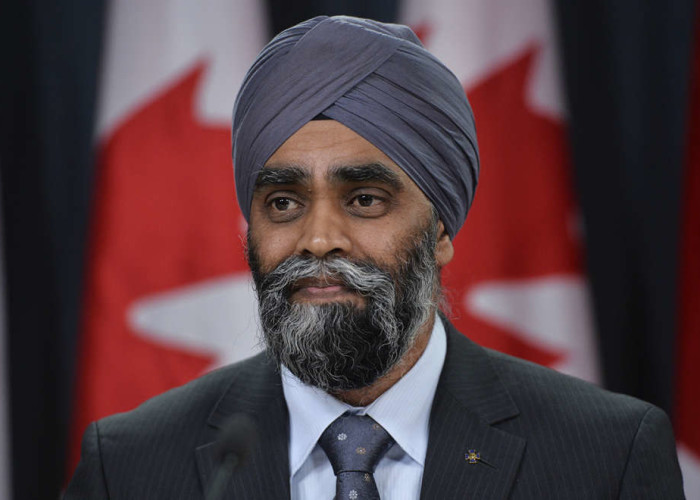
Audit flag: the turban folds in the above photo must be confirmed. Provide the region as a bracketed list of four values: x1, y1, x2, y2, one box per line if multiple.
[232, 16, 479, 239]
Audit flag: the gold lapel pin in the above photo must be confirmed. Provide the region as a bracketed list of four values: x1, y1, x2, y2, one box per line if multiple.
[465, 449, 481, 464]
[465, 449, 495, 468]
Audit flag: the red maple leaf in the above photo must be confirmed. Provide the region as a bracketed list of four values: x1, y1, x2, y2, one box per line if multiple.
[69, 62, 248, 474]
[444, 46, 585, 366]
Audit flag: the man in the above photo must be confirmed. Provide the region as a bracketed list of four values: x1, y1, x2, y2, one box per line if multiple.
[66, 16, 684, 499]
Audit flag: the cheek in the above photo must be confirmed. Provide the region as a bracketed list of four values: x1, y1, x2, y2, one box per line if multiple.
[345, 223, 409, 264]
[248, 222, 298, 272]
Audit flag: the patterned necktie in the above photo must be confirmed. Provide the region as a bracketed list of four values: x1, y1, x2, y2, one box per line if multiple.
[318, 412, 395, 500]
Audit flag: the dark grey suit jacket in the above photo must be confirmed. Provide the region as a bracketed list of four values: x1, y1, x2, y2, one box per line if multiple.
[65, 323, 685, 498]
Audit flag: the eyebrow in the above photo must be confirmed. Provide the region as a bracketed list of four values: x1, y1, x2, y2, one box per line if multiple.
[254, 166, 310, 188]
[329, 163, 403, 190]
[254, 162, 404, 191]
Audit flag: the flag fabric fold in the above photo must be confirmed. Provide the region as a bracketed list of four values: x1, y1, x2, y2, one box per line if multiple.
[68, 0, 267, 477]
[400, 0, 599, 383]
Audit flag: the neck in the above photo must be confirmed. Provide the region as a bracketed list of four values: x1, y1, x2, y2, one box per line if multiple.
[331, 314, 436, 407]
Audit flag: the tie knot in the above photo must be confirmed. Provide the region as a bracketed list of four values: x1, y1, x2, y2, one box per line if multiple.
[319, 413, 395, 475]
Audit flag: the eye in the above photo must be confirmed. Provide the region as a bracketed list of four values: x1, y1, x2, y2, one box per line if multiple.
[271, 197, 297, 211]
[347, 192, 390, 217]
[264, 195, 304, 222]
[354, 194, 378, 207]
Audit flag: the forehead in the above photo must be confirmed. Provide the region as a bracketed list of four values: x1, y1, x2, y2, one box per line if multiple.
[263, 120, 420, 191]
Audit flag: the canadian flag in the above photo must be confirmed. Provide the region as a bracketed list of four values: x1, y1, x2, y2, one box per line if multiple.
[402, 1, 699, 497]
[68, 0, 267, 475]
[400, 0, 599, 382]
[676, 7, 700, 493]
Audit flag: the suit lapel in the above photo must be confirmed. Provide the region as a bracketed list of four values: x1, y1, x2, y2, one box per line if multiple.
[195, 353, 291, 499]
[420, 322, 526, 500]
[193, 321, 525, 499]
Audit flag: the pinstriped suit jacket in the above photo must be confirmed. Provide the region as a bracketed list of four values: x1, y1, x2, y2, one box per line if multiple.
[65, 322, 685, 499]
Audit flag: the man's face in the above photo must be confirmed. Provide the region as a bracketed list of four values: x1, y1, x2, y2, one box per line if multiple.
[247, 120, 453, 391]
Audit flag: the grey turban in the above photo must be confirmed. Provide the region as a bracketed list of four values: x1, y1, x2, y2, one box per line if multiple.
[232, 15, 479, 239]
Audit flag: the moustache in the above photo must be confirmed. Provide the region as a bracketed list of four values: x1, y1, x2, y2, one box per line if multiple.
[258, 255, 396, 300]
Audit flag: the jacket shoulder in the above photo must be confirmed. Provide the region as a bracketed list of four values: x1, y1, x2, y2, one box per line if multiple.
[66, 353, 277, 499]
[482, 347, 683, 496]
[484, 346, 653, 418]
[97, 352, 271, 440]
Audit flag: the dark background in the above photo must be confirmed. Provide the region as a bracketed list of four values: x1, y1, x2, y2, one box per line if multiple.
[2, 0, 696, 498]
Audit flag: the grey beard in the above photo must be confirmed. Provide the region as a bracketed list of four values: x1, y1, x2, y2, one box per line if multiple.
[248, 219, 440, 392]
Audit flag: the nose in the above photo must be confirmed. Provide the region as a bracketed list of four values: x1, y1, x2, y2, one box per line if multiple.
[295, 201, 352, 258]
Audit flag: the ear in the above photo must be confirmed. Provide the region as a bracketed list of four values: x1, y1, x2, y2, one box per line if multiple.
[435, 219, 454, 268]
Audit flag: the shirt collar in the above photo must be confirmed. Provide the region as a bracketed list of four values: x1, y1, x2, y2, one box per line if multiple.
[282, 315, 447, 475]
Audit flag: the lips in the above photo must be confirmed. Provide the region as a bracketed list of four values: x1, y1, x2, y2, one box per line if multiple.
[290, 276, 357, 301]
[292, 276, 346, 291]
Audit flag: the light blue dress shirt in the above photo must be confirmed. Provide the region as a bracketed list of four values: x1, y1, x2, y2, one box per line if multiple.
[281, 316, 447, 500]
